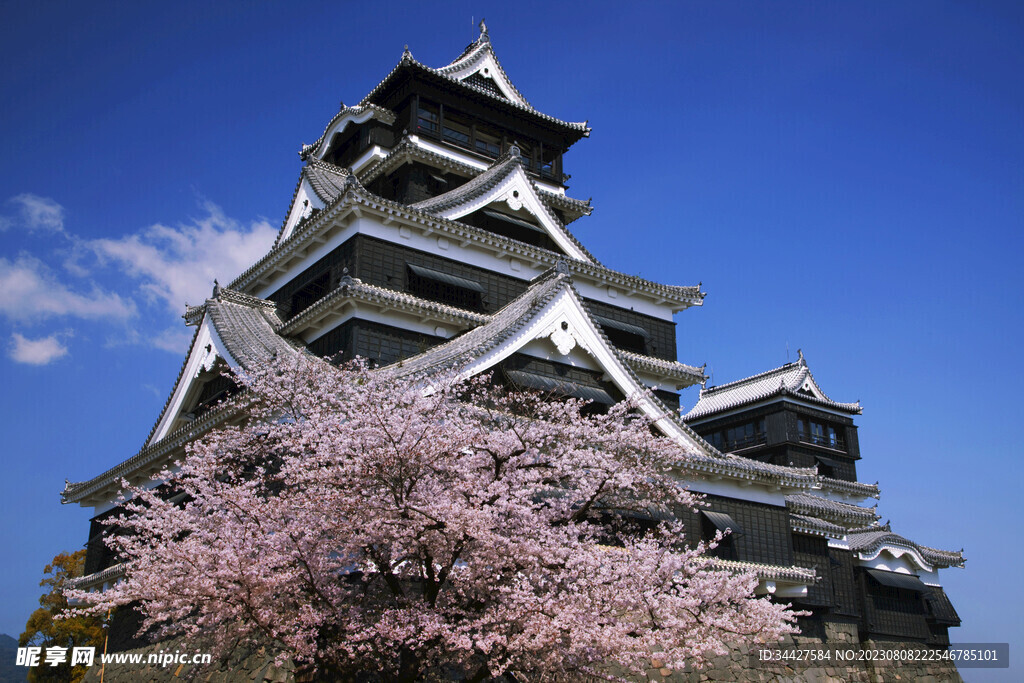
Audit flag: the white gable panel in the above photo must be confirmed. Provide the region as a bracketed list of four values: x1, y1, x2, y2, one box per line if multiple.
[279, 178, 325, 245]
[148, 317, 238, 447]
[453, 285, 701, 451]
[437, 164, 592, 262]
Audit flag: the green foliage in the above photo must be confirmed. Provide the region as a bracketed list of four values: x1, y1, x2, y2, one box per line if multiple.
[19, 550, 104, 683]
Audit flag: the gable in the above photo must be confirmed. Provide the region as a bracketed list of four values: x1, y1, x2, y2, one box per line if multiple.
[148, 315, 238, 447]
[434, 160, 592, 262]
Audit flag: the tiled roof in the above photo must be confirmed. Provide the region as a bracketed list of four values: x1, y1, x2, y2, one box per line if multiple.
[303, 159, 352, 204]
[203, 293, 302, 367]
[279, 276, 702, 388]
[231, 178, 704, 311]
[357, 47, 588, 136]
[684, 350, 862, 420]
[68, 563, 126, 591]
[847, 528, 965, 569]
[381, 267, 816, 489]
[301, 104, 396, 161]
[705, 559, 818, 584]
[435, 21, 533, 108]
[64, 290, 310, 505]
[359, 136, 593, 222]
[785, 493, 879, 526]
[615, 349, 705, 387]
[789, 513, 847, 539]
[815, 476, 880, 500]
[383, 267, 567, 380]
[278, 277, 490, 336]
[409, 147, 599, 264]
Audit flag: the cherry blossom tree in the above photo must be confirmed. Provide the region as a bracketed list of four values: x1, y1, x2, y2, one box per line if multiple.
[71, 356, 798, 681]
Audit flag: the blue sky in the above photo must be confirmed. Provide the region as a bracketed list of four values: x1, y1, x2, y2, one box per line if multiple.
[1, 2, 1021, 679]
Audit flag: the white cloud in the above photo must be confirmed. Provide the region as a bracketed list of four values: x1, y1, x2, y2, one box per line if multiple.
[0, 255, 136, 323]
[5, 193, 65, 233]
[9, 332, 69, 365]
[91, 201, 276, 314]
[151, 326, 194, 354]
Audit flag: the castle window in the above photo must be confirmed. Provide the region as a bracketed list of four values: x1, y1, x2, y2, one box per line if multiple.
[701, 510, 742, 560]
[474, 127, 501, 157]
[797, 419, 846, 449]
[442, 113, 472, 149]
[290, 272, 331, 318]
[593, 315, 649, 354]
[406, 263, 485, 311]
[709, 418, 766, 452]
[417, 101, 439, 135]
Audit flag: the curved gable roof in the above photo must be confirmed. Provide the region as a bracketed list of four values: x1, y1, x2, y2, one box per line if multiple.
[685, 350, 862, 420]
[410, 148, 597, 263]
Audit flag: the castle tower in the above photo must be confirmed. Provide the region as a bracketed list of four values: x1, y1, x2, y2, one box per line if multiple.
[63, 24, 962, 653]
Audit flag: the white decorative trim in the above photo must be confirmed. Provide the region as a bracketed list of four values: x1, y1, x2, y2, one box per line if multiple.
[434, 162, 592, 262]
[148, 316, 237, 446]
[856, 544, 934, 573]
[452, 285, 697, 449]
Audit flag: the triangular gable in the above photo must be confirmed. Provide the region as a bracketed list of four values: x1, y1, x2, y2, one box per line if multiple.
[148, 311, 239, 447]
[278, 160, 353, 245]
[434, 21, 531, 108]
[387, 267, 705, 452]
[278, 174, 327, 246]
[411, 150, 596, 263]
[792, 367, 828, 401]
[149, 290, 300, 447]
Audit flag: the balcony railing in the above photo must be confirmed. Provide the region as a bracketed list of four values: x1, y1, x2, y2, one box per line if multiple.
[798, 432, 846, 450]
[416, 124, 565, 182]
[723, 432, 767, 451]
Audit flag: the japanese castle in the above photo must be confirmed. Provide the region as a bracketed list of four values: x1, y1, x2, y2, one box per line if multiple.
[64, 23, 964, 651]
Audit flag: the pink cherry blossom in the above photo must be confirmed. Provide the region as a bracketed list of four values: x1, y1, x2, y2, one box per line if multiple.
[68, 356, 799, 681]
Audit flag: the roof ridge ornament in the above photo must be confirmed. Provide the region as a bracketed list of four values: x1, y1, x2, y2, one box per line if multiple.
[555, 258, 570, 276]
[402, 45, 413, 62]
[797, 348, 806, 366]
[508, 144, 521, 158]
[212, 279, 221, 299]
[478, 18, 489, 42]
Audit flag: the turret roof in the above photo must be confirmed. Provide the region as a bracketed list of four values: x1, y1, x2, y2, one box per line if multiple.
[357, 26, 589, 136]
[684, 350, 862, 421]
[847, 527, 965, 569]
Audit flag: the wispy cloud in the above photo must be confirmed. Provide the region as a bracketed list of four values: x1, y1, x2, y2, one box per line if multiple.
[4, 194, 65, 234]
[90, 201, 276, 315]
[9, 332, 70, 365]
[0, 255, 136, 323]
[151, 326, 194, 354]
[0, 194, 276, 358]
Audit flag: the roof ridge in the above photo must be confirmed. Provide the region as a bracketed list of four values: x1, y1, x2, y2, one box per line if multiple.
[357, 52, 588, 134]
[702, 361, 800, 394]
[230, 182, 703, 309]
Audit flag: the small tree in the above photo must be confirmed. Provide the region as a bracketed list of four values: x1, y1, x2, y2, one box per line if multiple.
[72, 357, 798, 680]
[22, 550, 104, 683]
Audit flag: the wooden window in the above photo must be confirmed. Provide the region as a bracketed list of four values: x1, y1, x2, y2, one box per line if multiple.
[442, 113, 472, 149]
[416, 101, 439, 135]
[474, 127, 501, 157]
